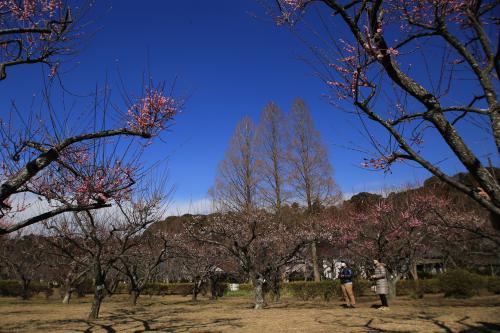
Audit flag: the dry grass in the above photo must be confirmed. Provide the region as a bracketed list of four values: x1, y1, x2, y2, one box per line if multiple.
[0, 294, 499, 332]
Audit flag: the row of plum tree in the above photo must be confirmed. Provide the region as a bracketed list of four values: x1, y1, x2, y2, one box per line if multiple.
[188, 174, 500, 307]
[2, 172, 497, 315]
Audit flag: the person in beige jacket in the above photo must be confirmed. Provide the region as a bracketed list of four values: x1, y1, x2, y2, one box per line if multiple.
[371, 259, 389, 309]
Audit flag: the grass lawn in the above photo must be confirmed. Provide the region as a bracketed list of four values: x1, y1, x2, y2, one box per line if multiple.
[0, 294, 499, 332]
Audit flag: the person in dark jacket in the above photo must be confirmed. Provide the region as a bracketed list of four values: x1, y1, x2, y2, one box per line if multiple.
[370, 259, 389, 310]
[338, 261, 356, 308]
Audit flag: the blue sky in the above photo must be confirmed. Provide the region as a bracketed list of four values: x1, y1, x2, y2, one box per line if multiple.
[1, 1, 496, 214]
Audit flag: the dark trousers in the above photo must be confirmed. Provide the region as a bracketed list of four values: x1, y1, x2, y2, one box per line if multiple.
[379, 294, 389, 307]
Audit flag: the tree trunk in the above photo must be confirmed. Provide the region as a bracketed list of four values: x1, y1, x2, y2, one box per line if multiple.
[62, 278, 73, 304]
[88, 265, 106, 320]
[62, 288, 73, 304]
[192, 279, 201, 301]
[272, 282, 281, 303]
[130, 289, 140, 306]
[388, 275, 401, 299]
[410, 262, 418, 280]
[209, 276, 218, 300]
[271, 270, 281, 303]
[21, 279, 30, 300]
[252, 275, 265, 309]
[311, 241, 321, 282]
[88, 284, 105, 320]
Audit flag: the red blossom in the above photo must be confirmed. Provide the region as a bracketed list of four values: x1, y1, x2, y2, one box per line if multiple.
[0, 0, 61, 21]
[127, 89, 177, 135]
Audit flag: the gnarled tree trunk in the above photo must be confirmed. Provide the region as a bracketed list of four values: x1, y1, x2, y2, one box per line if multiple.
[311, 242, 321, 282]
[410, 262, 418, 281]
[252, 274, 265, 309]
[270, 269, 281, 303]
[62, 289, 72, 304]
[192, 278, 202, 301]
[388, 274, 401, 299]
[88, 268, 106, 320]
[129, 289, 140, 306]
[20, 278, 31, 300]
[62, 278, 73, 304]
[209, 275, 219, 300]
[88, 284, 105, 319]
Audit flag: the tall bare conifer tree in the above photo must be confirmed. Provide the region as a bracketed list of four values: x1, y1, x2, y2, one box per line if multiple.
[288, 98, 338, 281]
[211, 117, 260, 213]
[256, 102, 289, 213]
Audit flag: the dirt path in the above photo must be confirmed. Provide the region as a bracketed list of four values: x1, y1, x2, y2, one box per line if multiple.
[0, 294, 499, 332]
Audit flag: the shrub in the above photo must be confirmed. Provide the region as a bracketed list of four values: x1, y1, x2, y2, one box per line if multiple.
[420, 279, 441, 294]
[142, 282, 194, 296]
[388, 278, 441, 297]
[30, 281, 53, 298]
[75, 279, 94, 297]
[142, 282, 169, 296]
[211, 282, 228, 297]
[0, 280, 53, 298]
[409, 281, 425, 299]
[238, 283, 254, 292]
[285, 281, 340, 301]
[0, 280, 23, 297]
[394, 280, 415, 296]
[439, 269, 486, 298]
[140, 282, 228, 298]
[352, 279, 370, 297]
[112, 282, 128, 295]
[487, 276, 500, 294]
[170, 283, 195, 295]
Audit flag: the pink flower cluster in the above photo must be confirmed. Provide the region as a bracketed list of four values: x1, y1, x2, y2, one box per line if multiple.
[72, 162, 134, 205]
[127, 89, 177, 134]
[28, 150, 136, 206]
[0, 0, 61, 21]
[361, 156, 391, 171]
[326, 40, 372, 99]
[389, 0, 476, 28]
[281, 0, 304, 10]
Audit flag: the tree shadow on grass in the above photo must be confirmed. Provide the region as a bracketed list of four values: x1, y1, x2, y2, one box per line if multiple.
[266, 301, 335, 310]
[83, 322, 116, 333]
[460, 322, 500, 332]
[127, 317, 244, 333]
[314, 310, 500, 333]
[3, 314, 245, 333]
[1, 318, 111, 333]
[430, 316, 500, 333]
[314, 315, 414, 333]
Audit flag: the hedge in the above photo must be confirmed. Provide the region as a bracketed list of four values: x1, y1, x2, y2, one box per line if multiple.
[228, 279, 370, 300]
[0, 280, 212, 298]
[438, 269, 487, 298]
[2, 272, 499, 300]
[142, 282, 229, 297]
[285, 281, 340, 301]
[226, 276, 491, 300]
[396, 279, 441, 297]
[74, 275, 499, 299]
[488, 276, 500, 294]
[74, 279, 94, 297]
[0, 280, 53, 298]
[142, 282, 193, 296]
